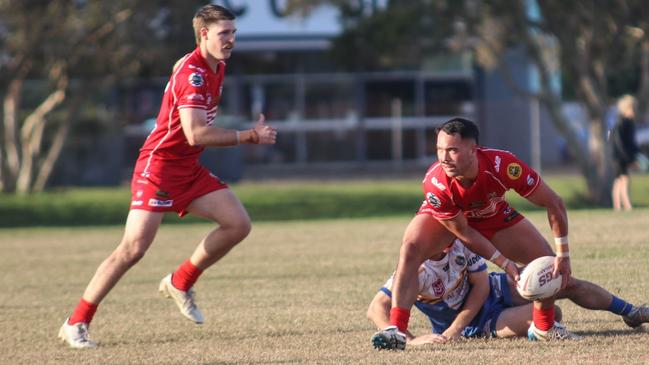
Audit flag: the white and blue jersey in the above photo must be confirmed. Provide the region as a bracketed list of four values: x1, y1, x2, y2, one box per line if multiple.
[380, 240, 513, 338]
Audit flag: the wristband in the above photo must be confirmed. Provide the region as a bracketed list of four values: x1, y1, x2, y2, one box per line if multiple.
[554, 236, 569, 245]
[556, 251, 570, 258]
[235, 131, 240, 145]
[499, 258, 511, 270]
[489, 250, 501, 262]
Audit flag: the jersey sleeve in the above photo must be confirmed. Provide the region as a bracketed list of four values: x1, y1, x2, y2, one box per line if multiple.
[380, 275, 395, 297]
[494, 151, 541, 197]
[463, 245, 487, 273]
[420, 168, 461, 220]
[174, 69, 210, 110]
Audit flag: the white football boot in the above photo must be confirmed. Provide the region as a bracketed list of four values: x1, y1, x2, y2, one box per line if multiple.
[528, 322, 582, 341]
[58, 318, 98, 349]
[623, 304, 649, 328]
[371, 325, 407, 350]
[158, 274, 204, 324]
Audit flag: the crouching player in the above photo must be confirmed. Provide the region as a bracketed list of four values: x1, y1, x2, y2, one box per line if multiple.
[368, 238, 560, 349]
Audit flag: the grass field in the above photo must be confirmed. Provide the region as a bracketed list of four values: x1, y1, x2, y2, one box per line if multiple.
[2, 173, 649, 227]
[1, 209, 648, 364]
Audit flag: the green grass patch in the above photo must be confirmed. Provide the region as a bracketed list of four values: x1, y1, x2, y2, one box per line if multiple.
[1, 173, 648, 227]
[2, 211, 649, 364]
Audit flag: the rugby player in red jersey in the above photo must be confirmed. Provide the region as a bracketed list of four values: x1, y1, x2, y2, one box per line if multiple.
[59, 4, 276, 348]
[372, 117, 648, 349]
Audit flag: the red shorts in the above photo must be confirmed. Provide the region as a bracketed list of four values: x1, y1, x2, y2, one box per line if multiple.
[130, 166, 228, 217]
[417, 205, 525, 240]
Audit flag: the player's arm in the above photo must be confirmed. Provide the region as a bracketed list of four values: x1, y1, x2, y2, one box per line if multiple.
[524, 179, 571, 286]
[179, 109, 277, 146]
[441, 269, 490, 340]
[367, 291, 416, 340]
[436, 215, 519, 281]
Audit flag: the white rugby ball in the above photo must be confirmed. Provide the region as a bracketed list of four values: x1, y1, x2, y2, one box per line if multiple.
[516, 256, 562, 301]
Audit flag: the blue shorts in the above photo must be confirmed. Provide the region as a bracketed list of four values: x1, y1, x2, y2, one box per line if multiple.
[461, 272, 512, 338]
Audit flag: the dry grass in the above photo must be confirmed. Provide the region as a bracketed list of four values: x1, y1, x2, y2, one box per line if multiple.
[1, 209, 648, 364]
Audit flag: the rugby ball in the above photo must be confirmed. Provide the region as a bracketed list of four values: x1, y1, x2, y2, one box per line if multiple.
[516, 256, 562, 301]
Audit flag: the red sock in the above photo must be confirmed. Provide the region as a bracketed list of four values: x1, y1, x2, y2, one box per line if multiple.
[68, 298, 98, 325]
[171, 259, 203, 292]
[533, 306, 555, 331]
[389, 307, 411, 332]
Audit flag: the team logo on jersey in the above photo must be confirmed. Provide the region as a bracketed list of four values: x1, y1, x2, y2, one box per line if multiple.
[188, 72, 204, 87]
[455, 256, 466, 267]
[506, 162, 522, 180]
[526, 174, 535, 186]
[494, 155, 502, 172]
[432, 278, 445, 296]
[430, 177, 446, 191]
[131, 200, 143, 206]
[427, 192, 442, 208]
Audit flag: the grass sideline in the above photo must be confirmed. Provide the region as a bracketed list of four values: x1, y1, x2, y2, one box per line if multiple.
[0, 174, 648, 227]
[1, 210, 648, 364]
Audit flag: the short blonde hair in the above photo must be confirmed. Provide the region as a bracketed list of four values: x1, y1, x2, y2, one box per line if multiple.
[617, 94, 637, 117]
[192, 4, 235, 45]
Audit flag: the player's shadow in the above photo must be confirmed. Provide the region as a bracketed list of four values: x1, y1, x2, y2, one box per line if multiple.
[577, 327, 646, 337]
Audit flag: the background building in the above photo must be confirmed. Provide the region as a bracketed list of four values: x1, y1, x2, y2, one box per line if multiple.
[52, 1, 567, 185]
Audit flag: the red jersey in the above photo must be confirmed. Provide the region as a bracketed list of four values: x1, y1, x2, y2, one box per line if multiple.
[419, 148, 540, 223]
[134, 47, 225, 179]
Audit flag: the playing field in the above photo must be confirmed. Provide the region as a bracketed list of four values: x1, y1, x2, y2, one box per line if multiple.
[1, 209, 648, 364]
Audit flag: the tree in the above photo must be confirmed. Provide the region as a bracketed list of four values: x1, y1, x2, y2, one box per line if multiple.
[467, 0, 649, 205]
[288, 0, 649, 205]
[0, 1, 201, 193]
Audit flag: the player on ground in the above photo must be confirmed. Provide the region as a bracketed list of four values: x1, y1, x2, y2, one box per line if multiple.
[369, 239, 555, 349]
[375, 117, 649, 349]
[59, 4, 277, 348]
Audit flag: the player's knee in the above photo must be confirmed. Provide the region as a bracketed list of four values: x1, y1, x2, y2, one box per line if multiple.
[116, 236, 151, 266]
[399, 239, 427, 265]
[234, 217, 252, 240]
[557, 276, 583, 299]
[224, 216, 251, 243]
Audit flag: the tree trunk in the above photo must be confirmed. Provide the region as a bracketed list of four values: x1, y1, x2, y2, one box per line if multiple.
[32, 83, 87, 192]
[15, 86, 66, 194]
[2, 78, 23, 189]
[522, 29, 614, 206]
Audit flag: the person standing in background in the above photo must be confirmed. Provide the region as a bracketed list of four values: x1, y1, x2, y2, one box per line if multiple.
[611, 94, 640, 211]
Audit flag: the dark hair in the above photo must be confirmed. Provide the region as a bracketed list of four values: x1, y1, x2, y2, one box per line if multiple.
[193, 5, 236, 45]
[435, 117, 479, 144]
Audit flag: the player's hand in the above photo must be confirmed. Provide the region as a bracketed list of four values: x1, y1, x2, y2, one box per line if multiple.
[253, 114, 277, 144]
[408, 333, 449, 345]
[441, 329, 462, 342]
[553, 256, 571, 290]
[502, 258, 520, 282]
